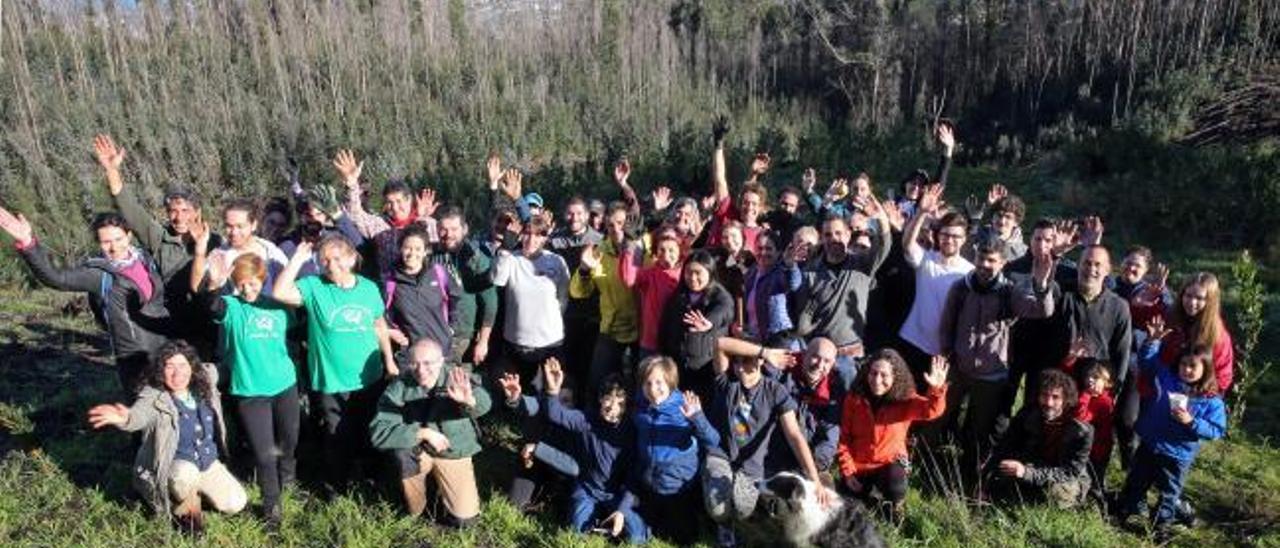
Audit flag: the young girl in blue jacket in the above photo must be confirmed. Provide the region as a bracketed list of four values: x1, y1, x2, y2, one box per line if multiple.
[632, 355, 720, 544]
[1116, 317, 1226, 531]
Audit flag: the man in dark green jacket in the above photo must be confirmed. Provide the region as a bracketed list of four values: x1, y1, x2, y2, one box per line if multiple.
[370, 339, 491, 528]
[94, 135, 222, 352]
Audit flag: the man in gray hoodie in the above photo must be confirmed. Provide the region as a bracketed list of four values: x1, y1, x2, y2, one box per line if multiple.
[936, 236, 1056, 480]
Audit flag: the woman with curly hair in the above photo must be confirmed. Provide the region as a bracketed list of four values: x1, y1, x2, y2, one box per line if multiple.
[835, 348, 948, 521]
[87, 340, 247, 533]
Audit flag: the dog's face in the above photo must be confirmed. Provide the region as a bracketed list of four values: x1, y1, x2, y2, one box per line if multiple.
[757, 472, 843, 545]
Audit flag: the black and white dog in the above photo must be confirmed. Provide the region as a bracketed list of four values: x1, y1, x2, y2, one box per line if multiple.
[749, 471, 887, 548]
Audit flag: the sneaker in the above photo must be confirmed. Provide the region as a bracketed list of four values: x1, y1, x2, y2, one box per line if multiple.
[1174, 499, 1198, 528]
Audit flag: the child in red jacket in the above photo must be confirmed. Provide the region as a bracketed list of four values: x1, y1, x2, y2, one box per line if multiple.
[1061, 344, 1115, 507]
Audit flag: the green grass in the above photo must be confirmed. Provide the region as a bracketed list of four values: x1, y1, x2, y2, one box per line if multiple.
[2, 284, 1278, 547]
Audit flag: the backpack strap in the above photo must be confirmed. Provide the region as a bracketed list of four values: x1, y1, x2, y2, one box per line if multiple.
[433, 263, 450, 326]
[383, 274, 397, 313]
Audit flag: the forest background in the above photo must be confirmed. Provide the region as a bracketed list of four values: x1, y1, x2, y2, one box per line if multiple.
[0, 1, 1278, 546]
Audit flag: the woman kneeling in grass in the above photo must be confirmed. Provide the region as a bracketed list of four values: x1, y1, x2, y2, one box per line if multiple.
[88, 340, 247, 534]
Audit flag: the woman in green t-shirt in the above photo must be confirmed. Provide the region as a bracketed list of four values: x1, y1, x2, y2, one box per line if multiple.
[194, 249, 299, 528]
[273, 234, 398, 490]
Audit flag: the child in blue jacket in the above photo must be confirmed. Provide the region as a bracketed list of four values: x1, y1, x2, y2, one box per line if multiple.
[519, 358, 647, 543]
[1116, 318, 1226, 530]
[632, 355, 720, 545]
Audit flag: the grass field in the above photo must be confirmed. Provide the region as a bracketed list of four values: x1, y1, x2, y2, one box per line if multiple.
[1, 280, 1278, 548]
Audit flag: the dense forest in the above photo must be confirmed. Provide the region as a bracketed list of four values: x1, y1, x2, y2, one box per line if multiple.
[2, 0, 1279, 281]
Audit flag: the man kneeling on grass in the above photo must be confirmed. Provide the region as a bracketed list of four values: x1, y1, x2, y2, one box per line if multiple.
[87, 340, 247, 534]
[985, 369, 1093, 508]
[369, 339, 491, 528]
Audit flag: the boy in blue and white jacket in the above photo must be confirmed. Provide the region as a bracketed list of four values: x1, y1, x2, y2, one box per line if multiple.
[1117, 321, 1226, 528]
[632, 355, 720, 545]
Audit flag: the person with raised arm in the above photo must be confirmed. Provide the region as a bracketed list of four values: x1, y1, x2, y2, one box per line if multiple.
[272, 235, 397, 491]
[87, 341, 247, 534]
[572, 200, 641, 400]
[792, 190, 893, 371]
[0, 206, 169, 395]
[370, 339, 491, 529]
[192, 244, 299, 527]
[93, 134, 217, 354]
[897, 183, 974, 381]
[193, 199, 290, 296]
[836, 349, 949, 524]
[334, 148, 438, 275]
[705, 117, 768, 255]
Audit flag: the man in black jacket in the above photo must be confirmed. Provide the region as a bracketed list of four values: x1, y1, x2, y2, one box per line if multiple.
[1, 208, 170, 395]
[987, 369, 1093, 509]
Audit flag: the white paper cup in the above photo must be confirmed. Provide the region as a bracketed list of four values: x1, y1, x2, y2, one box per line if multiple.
[1168, 392, 1189, 412]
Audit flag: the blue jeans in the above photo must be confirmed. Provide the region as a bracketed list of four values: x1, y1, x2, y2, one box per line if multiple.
[1117, 443, 1192, 524]
[569, 488, 648, 544]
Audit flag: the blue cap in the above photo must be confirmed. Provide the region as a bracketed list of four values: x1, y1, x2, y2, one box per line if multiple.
[524, 192, 545, 208]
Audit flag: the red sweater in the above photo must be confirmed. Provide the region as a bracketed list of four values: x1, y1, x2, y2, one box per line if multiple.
[619, 249, 682, 351]
[836, 385, 947, 477]
[1158, 316, 1234, 394]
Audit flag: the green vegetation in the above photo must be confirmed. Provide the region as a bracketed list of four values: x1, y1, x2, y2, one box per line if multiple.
[1, 1, 1278, 546]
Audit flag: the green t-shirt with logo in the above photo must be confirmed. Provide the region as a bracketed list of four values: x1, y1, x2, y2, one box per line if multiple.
[217, 296, 297, 397]
[297, 275, 385, 394]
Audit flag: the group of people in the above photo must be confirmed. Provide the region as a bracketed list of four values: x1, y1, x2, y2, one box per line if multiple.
[0, 122, 1232, 544]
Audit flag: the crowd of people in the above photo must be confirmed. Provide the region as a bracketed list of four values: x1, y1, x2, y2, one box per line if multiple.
[0, 122, 1232, 544]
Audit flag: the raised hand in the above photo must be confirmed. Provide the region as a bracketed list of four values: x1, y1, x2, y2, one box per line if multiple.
[711, 115, 730, 146]
[883, 200, 905, 232]
[1080, 216, 1104, 246]
[1146, 315, 1171, 341]
[87, 403, 130, 429]
[190, 220, 212, 255]
[613, 159, 631, 186]
[750, 152, 771, 176]
[1148, 262, 1170, 291]
[486, 153, 503, 190]
[446, 367, 475, 407]
[987, 183, 1008, 205]
[309, 184, 343, 219]
[923, 355, 949, 388]
[802, 168, 817, 193]
[680, 390, 702, 418]
[936, 121, 956, 155]
[1051, 220, 1079, 257]
[918, 183, 945, 214]
[651, 186, 673, 211]
[579, 244, 602, 272]
[501, 168, 523, 201]
[415, 188, 439, 219]
[333, 149, 363, 188]
[824, 178, 849, 202]
[784, 239, 810, 265]
[498, 371, 522, 403]
[93, 134, 126, 196]
[0, 206, 35, 246]
[1031, 251, 1055, 288]
[683, 309, 713, 333]
[542, 357, 565, 395]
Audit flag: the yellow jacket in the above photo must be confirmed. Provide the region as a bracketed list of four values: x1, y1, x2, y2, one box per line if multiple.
[570, 238, 639, 344]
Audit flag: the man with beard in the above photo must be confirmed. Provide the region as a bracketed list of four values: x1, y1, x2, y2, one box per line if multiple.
[986, 369, 1093, 509]
[429, 206, 498, 367]
[94, 134, 219, 355]
[549, 196, 603, 387]
[936, 236, 1056, 480]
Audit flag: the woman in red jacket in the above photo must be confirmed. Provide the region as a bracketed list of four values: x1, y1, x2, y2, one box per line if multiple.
[1158, 272, 1234, 394]
[836, 348, 948, 522]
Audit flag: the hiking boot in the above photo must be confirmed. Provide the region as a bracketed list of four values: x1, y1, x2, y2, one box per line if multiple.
[1174, 499, 1198, 528]
[263, 502, 283, 532]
